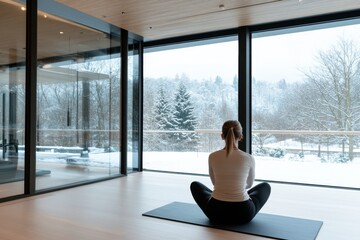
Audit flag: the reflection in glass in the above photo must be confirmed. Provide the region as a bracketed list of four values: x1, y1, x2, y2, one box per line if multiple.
[143, 38, 238, 174]
[0, 0, 26, 198]
[36, 10, 121, 190]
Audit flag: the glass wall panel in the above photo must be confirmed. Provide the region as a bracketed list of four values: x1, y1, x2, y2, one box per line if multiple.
[252, 21, 360, 188]
[0, 0, 26, 198]
[143, 37, 238, 174]
[36, 11, 121, 190]
[127, 39, 140, 172]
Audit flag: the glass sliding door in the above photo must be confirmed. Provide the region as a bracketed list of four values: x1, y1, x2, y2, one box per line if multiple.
[36, 10, 121, 190]
[143, 37, 238, 174]
[252, 20, 360, 188]
[0, 0, 26, 198]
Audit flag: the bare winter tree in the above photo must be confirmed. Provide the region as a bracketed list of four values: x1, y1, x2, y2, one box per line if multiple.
[293, 37, 360, 160]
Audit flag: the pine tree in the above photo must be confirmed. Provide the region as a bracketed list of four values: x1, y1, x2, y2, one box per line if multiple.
[154, 86, 173, 130]
[172, 83, 199, 151]
[153, 85, 174, 150]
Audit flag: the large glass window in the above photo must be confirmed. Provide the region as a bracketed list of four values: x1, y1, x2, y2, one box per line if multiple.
[36, 11, 121, 190]
[127, 39, 141, 172]
[252, 21, 360, 188]
[0, 0, 26, 198]
[143, 37, 238, 174]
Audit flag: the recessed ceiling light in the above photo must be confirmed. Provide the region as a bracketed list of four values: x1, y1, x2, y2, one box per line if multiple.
[219, 4, 225, 10]
[60, 31, 64, 34]
[44, 15, 48, 18]
[21, 6, 26, 11]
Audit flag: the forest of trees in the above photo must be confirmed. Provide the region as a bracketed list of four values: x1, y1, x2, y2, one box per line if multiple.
[143, 73, 238, 152]
[144, 38, 360, 162]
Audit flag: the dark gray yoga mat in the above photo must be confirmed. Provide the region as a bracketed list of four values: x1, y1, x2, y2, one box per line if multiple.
[143, 202, 323, 240]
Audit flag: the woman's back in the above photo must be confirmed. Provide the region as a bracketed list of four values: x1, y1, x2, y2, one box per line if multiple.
[209, 149, 255, 202]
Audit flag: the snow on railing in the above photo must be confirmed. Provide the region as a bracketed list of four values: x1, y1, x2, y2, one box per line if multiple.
[144, 129, 360, 135]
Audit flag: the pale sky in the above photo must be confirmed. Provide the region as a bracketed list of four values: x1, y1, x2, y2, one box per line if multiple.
[252, 24, 360, 83]
[144, 22, 360, 84]
[144, 41, 238, 83]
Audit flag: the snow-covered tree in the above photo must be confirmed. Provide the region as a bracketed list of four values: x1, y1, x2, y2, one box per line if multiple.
[154, 85, 174, 130]
[172, 82, 199, 151]
[152, 85, 175, 150]
[290, 37, 360, 160]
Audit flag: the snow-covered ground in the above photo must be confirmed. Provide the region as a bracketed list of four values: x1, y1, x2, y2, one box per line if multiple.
[10, 142, 359, 189]
[143, 151, 360, 188]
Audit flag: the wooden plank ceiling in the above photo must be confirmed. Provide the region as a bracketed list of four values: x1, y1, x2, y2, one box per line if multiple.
[56, 0, 360, 41]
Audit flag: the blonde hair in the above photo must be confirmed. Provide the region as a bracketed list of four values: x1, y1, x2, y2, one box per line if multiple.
[222, 120, 243, 157]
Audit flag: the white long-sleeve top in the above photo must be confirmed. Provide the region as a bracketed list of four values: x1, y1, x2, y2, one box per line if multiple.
[209, 149, 255, 202]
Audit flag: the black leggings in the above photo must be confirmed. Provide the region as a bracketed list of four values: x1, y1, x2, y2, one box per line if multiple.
[190, 181, 271, 224]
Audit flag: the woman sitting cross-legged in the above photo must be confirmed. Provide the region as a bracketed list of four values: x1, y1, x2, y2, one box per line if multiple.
[190, 120, 271, 224]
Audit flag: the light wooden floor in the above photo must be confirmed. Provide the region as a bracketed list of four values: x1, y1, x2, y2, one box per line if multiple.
[0, 171, 359, 240]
